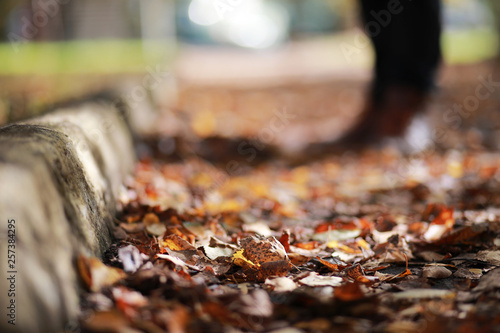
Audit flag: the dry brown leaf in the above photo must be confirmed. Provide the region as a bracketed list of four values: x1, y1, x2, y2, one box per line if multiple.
[422, 265, 452, 279]
[78, 255, 126, 292]
[476, 250, 500, 266]
[434, 224, 487, 245]
[345, 264, 378, 284]
[240, 235, 288, 264]
[258, 260, 290, 279]
[162, 234, 196, 251]
[232, 249, 259, 269]
[334, 281, 366, 302]
[143, 212, 166, 236]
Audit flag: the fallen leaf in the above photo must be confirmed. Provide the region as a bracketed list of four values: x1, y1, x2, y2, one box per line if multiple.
[257, 260, 290, 280]
[118, 245, 146, 273]
[379, 254, 412, 282]
[298, 272, 343, 287]
[391, 289, 455, 300]
[265, 277, 298, 292]
[334, 281, 366, 301]
[203, 245, 235, 260]
[112, 286, 148, 319]
[312, 229, 361, 242]
[476, 250, 500, 266]
[422, 265, 452, 279]
[431, 206, 455, 227]
[143, 212, 166, 236]
[373, 234, 413, 263]
[240, 235, 288, 264]
[295, 241, 321, 250]
[279, 230, 291, 253]
[423, 224, 449, 242]
[119, 222, 144, 233]
[472, 268, 500, 293]
[162, 234, 196, 251]
[78, 255, 126, 292]
[143, 212, 160, 225]
[326, 240, 361, 254]
[454, 267, 482, 279]
[232, 249, 259, 269]
[243, 221, 273, 237]
[344, 264, 377, 284]
[434, 224, 487, 245]
[156, 253, 201, 271]
[315, 257, 341, 271]
[423, 206, 455, 241]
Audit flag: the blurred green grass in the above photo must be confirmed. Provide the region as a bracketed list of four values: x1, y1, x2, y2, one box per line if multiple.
[441, 29, 498, 64]
[0, 39, 177, 75]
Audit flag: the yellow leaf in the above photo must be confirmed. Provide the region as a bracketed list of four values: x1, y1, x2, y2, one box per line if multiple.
[232, 249, 259, 268]
[357, 239, 370, 250]
[326, 240, 339, 249]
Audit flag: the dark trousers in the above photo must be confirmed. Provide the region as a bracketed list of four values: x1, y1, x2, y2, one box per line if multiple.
[359, 0, 442, 102]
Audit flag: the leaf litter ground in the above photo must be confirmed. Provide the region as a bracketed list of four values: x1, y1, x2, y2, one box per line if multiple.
[79, 148, 500, 333]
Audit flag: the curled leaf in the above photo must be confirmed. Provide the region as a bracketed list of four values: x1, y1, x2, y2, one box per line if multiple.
[78, 255, 126, 292]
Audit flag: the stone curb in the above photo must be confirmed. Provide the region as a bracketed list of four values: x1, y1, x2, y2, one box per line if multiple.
[0, 97, 136, 333]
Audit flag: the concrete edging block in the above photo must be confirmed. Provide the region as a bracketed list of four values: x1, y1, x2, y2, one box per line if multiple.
[0, 100, 135, 333]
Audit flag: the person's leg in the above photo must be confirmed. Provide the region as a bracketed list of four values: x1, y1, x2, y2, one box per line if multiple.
[362, 0, 441, 100]
[341, 0, 441, 144]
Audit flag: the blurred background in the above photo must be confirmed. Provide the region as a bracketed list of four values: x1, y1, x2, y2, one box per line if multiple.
[1, 0, 500, 153]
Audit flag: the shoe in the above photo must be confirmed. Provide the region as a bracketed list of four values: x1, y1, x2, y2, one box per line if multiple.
[336, 86, 427, 149]
[296, 86, 430, 161]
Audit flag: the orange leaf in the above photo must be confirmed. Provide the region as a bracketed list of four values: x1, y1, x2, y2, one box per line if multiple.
[345, 264, 373, 284]
[364, 264, 390, 272]
[334, 281, 365, 302]
[315, 220, 359, 233]
[279, 230, 291, 253]
[315, 257, 340, 272]
[295, 241, 321, 250]
[431, 207, 455, 228]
